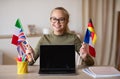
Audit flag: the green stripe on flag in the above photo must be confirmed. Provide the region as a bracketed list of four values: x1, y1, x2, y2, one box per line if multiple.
[15, 19, 23, 30]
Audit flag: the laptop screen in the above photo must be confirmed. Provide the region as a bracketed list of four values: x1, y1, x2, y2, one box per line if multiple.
[39, 45, 76, 74]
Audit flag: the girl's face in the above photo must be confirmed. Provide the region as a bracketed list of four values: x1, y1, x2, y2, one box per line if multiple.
[50, 10, 68, 35]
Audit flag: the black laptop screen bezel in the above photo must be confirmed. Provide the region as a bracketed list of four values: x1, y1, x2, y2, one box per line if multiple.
[39, 45, 76, 74]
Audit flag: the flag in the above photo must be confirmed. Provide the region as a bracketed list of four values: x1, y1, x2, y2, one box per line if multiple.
[11, 19, 26, 45]
[11, 35, 18, 45]
[17, 29, 26, 44]
[11, 19, 27, 54]
[84, 19, 97, 57]
[11, 19, 35, 62]
[15, 19, 23, 30]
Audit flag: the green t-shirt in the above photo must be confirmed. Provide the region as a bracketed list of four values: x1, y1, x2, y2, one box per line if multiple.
[29, 32, 94, 66]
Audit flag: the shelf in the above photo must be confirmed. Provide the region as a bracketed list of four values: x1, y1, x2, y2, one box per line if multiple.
[0, 34, 41, 39]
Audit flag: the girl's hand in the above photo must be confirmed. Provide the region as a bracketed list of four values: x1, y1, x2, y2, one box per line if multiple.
[79, 43, 89, 60]
[25, 44, 33, 62]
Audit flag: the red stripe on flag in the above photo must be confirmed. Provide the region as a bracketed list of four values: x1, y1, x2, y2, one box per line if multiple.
[11, 35, 18, 45]
[88, 22, 92, 28]
[89, 45, 96, 57]
[91, 32, 94, 40]
[18, 32, 24, 37]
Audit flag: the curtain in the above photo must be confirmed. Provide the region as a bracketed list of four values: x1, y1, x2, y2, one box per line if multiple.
[82, 0, 117, 66]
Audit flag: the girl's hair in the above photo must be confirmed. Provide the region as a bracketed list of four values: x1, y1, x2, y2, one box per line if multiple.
[50, 7, 70, 33]
[51, 7, 69, 22]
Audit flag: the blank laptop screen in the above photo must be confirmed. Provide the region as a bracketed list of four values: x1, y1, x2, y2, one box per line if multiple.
[39, 45, 75, 74]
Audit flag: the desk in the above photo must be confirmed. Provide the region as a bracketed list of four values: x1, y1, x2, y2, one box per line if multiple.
[0, 65, 120, 79]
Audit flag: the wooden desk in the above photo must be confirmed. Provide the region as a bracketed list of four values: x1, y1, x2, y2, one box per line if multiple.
[0, 65, 120, 79]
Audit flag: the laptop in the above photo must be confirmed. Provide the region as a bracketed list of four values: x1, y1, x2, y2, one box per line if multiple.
[39, 45, 76, 74]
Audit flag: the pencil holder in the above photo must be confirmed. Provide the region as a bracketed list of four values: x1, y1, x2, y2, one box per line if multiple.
[17, 61, 28, 74]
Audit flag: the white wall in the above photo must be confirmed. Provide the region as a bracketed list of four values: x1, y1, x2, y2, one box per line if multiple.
[0, 0, 82, 64]
[0, 0, 82, 35]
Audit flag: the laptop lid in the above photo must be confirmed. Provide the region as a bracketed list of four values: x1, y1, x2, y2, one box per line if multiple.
[39, 45, 76, 74]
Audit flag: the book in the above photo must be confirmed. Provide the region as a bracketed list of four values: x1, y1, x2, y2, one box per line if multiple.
[82, 66, 120, 78]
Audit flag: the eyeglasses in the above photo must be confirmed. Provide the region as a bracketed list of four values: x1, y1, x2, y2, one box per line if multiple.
[50, 17, 65, 23]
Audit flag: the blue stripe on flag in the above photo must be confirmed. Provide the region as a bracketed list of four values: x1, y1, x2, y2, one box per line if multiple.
[84, 29, 91, 44]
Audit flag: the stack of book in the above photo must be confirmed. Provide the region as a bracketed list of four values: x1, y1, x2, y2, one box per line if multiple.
[82, 66, 120, 78]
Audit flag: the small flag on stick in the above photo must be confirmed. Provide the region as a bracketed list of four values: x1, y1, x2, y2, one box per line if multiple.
[11, 19, 35, 62]
[83, 19, 97, 57]
[11, 19, 25, 45]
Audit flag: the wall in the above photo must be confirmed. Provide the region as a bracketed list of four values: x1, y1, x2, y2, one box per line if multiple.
[0, 0, 82, 35]
[0, 0, 82, 64]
